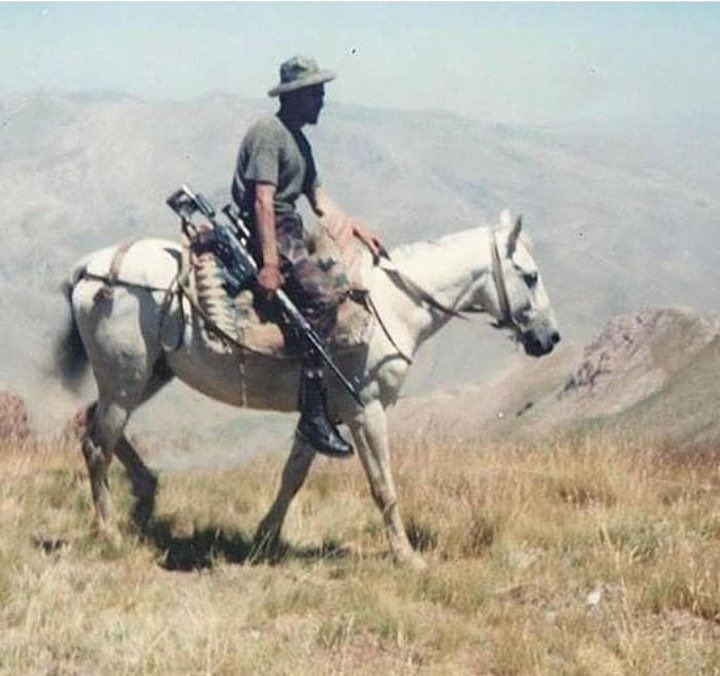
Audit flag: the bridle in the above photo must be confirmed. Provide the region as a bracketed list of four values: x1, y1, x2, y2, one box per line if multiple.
[377, 229, 519, 328]
[488, 229, 518, 331]
[368, 229, 523, 363]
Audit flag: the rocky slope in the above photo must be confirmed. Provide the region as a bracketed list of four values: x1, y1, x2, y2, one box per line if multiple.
[391, 308, 720, 449]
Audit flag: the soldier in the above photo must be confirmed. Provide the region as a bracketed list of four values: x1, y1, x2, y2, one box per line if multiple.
[231, 56, 383, 458]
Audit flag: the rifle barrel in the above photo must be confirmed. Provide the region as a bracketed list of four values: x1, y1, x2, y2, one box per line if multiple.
[277, 290, 365, 406]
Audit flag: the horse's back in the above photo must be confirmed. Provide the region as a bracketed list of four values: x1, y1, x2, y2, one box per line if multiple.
[71, 238, 181, 289]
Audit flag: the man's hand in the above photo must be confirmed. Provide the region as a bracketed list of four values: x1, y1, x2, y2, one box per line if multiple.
[353, 223, 387, 260]
[257, 263, 284, 297]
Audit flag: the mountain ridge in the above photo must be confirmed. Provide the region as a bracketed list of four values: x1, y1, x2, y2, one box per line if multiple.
[1, 90, 718, 451]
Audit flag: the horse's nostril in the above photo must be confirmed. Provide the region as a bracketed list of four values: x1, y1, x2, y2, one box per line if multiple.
[551, 332, 561, 345]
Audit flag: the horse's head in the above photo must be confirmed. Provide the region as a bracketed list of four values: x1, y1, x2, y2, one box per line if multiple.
[477, 210, 560, 357]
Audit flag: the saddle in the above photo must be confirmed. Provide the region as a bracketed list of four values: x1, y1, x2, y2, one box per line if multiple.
[180, 220, 374, 358]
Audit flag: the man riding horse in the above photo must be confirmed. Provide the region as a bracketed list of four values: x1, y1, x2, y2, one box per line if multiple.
[231, 56, 384, 459]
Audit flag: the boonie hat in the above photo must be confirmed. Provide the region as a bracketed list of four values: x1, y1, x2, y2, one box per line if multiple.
[267, 56, 336, 97]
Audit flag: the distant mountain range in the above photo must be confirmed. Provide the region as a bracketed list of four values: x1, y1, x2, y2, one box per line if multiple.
[1, 90, 718, 452]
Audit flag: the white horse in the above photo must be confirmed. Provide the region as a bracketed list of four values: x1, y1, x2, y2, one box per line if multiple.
[55, 210, 559, 569]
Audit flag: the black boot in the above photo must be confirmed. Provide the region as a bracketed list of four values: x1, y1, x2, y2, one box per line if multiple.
[296, 365, 353, 458]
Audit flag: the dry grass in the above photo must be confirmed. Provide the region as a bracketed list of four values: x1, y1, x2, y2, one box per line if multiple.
[0, 430, 719, 675]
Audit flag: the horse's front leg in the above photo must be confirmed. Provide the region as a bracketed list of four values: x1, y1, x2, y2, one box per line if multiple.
[349, 400, 427, 570]
[252, 436, 316, 560]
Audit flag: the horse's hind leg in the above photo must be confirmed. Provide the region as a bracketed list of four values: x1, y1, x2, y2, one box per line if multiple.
[253, 436, 316, 560]
[114, 436, 157, 532]
[73, 278, 174, 539]
[82, 398, 131, 541]
[111, 360, 174, 531]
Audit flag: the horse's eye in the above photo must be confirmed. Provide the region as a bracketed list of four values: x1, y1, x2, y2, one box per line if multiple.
[524, 272, 538, 288]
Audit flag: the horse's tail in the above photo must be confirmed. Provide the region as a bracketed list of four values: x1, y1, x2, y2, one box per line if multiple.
[53, 279, 88, 392]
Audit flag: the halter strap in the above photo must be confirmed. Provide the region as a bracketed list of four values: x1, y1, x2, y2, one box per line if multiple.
[489, 230, 515, 329]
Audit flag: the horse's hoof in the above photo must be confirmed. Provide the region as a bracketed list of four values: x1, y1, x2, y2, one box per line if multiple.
[396, 551, 428, 572]
[407, 554, 429, 572]
[131, 499, 156, 534]
[249, 533, 283, 564]
[92, 522, 123, 549]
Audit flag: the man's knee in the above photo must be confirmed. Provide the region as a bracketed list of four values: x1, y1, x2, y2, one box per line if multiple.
[293, 257, 349, 308]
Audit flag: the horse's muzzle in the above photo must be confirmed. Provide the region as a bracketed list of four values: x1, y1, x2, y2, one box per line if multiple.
[521, 327, 561, 357]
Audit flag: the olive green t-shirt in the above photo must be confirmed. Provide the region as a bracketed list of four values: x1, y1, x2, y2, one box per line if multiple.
[233, 114, 320, 216]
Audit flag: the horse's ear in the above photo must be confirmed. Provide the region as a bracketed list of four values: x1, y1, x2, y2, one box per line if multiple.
[507, 215, 522, 256]
[499, 209, 513, 230]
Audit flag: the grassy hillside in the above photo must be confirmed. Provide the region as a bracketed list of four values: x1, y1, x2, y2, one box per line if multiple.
[1, 432, 718, 674]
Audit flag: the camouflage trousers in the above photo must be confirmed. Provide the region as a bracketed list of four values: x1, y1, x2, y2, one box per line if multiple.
[254, 213, 350, 345]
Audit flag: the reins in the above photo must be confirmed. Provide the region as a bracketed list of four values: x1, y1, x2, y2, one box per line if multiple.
[374, 229, 515, 327]
[361, 290, 414, 364]
[376, 254, 468, 320]
[364, 229, 518, 363]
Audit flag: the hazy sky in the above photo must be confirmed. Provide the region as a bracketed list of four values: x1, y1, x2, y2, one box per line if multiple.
[1, 2, 719, 126]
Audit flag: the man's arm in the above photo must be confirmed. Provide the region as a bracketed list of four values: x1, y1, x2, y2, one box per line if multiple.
[254, 182, 284, 295]
[310, 186, 386, 258]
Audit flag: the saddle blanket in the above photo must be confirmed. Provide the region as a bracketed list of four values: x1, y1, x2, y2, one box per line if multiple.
[184, 219, 375, 358]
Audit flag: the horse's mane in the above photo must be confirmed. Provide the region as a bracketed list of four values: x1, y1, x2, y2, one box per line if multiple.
[390, 222, 534, 266]
[389, 226, 486, 264]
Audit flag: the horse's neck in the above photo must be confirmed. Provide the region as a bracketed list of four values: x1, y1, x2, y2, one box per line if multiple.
[386, 227, 491, 349]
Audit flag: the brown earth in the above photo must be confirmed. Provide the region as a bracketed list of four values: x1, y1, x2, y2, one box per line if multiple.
[0, 388, 31, 441]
